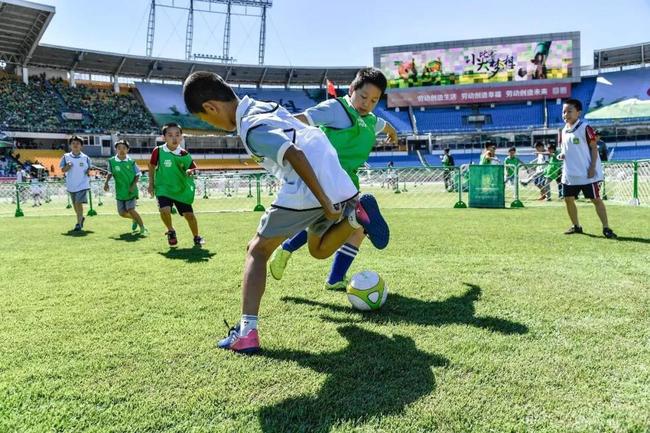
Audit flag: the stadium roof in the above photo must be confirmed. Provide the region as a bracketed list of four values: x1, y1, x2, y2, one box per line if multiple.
[594, 42, 650, 69]
[0, 0, 54, 65]
[0, 0, 360, 85]
[28, 44, 362, 86]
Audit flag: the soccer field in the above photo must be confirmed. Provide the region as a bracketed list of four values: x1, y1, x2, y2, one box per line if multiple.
[1, 206, 649, 433]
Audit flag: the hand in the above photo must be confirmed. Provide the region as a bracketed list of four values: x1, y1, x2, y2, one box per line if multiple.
[383, 124, 398, 145]
[147, 184, 154, 196]
[185, 169, 195, 177]
[323, 200, 342, 221]
[103, 183, 109, 192]
[587, 167, 596, 178]
[67, 162, 73, 167]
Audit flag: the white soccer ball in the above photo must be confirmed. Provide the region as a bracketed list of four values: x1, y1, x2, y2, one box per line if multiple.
[346, 271, 388, 311]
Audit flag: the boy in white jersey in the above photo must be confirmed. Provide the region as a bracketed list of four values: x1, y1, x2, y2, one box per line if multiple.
[559, 99, 616, 238]
[59, 136, 91, 231]
[183, 71, 389, 353]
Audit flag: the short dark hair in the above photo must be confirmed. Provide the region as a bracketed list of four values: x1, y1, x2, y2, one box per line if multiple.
[484, 141, 495, 149]
[69, 135, 83, 146]
[162, 123, 183, 135]
[508, 146, 516, 152]
[547, 143, 557, 151]
[183, 71, 237, 114]
[350, 67, 387, 96]
[115, 139, 130, 149]
[444, 148, 450, 153]
[534, 141, 544, 148]
[563, 98, 583, 112]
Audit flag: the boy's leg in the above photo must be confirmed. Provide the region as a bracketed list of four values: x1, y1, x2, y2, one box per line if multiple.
[325, 228, 365, 289]
[218, 234, 285, 353]
[73, 202, 84, 224]
[159, 207, 174, 231]
[564, 196, 580, 227]
[128, 208, 145, 229]
[183, 212, 199, 237]
[308, 217, 357, 259]
[591, 198, 610, 228]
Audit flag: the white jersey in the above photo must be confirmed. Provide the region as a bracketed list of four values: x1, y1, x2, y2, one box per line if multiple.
[236, 96, 357, 210]
[559, 121, 603, 185]
[60, 152, 91, 193]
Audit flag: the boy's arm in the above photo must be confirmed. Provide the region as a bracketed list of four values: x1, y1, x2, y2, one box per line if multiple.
[147, 148, 158, 195]
[586, 126, 598, 178]
[283, 146, 339, 220]
[60, 156, 72, 173]
[381, 121, 398, 144]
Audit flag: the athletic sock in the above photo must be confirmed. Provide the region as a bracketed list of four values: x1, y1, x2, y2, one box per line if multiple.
[240, 314, 258, 336]
[327, 243, 358, 285]
[282, 230, 308, 253]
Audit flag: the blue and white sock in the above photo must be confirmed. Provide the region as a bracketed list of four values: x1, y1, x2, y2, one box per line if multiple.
[327, 243, 358, 285]
[282, 229, 308, 253]
[240, 314, 258, 336]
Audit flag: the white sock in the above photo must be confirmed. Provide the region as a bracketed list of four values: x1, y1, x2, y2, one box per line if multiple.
[347, 210, 361, 229]
[240, 314, 258, 336]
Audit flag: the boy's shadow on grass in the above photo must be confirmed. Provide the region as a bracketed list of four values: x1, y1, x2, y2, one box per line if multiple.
[283, 283, 528, 335]
[258, 325, 448, 433]
[583, 233, 650, 244]
[158, 247, 215, 263]
[61, 230, 94, 237]
[110, 233, 144, 243]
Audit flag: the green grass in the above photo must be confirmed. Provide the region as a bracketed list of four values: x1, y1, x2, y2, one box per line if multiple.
[1, 206, 649, 432]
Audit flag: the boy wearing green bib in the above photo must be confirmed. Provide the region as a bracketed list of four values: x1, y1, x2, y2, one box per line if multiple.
[103, 140, 148, 235]
[147, 123, 204, 247]
[269, 68, 397, 290]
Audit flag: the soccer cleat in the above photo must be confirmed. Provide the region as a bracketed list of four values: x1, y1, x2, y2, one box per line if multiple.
[269, 247, 292, 280]
[217, 322, 260, 354]
[139, 227, 149, 237]
[564, 225, 583, 235]
[355, 194, 390, 250]
[73, 223, 82, 232]
[131, 220, 138, 232]
[324, 276, 349, 291]
[603, 227, 617, 239]
[193, 235, 205, 246]
[166, 230, 178, 246]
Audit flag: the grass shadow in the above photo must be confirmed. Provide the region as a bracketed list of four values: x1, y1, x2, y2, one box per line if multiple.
[583, 233, 650, 244]
[258, 325, 448, 432]
[61, 230, 94, 237]
[158, 247, 216, 263]
[283, 283, 528, 335]
[110, 233, 144, 243]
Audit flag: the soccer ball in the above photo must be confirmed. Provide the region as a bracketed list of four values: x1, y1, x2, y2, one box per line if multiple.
[346, 271, 388, 311]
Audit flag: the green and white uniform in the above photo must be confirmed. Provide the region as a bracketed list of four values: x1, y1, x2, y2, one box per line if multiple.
[303, 95, 386, 190]
[108, 155, 140, 201]
[152, 144, 196, 205]
[504, 155, 523, 178]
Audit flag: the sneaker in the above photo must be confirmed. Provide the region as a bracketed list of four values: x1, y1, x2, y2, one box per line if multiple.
[217, 322, 260, 354]
[269, 247, 292, 280]
[324, 276, 349, 291]
[166, 230, 178, 247]
[131, 220, 138, 232]
[139, 227, 149, 237]
[564, 225, 583, 235]
[355, 194, 390, 250]
[193, 235, 205, 246]
[603, 227, 617, 239]
[73, 223, 82, 232]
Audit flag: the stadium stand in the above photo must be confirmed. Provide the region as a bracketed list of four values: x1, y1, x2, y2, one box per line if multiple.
[11, 149, 64, 176]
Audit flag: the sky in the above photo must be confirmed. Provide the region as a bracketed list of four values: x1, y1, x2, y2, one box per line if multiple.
[37, 0, 650, 68]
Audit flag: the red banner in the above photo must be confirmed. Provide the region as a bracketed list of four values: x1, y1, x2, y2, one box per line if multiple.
[387, 83, 571, 107]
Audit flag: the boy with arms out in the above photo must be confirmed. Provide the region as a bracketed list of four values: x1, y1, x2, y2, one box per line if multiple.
[269, 67, 398, 290]
[104, 140, 148, 235]
[60, 136, 91, 231]
[183, 71, 389, 353]
[147, 123, 204, 247]
[559, 99, 616, 238]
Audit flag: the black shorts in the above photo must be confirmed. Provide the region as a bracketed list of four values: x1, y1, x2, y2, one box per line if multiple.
[157, 196, 194, 216]
[562, 182, 601, 199]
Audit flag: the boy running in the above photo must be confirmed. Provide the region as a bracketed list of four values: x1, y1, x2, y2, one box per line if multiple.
[147, 123, 204, 247]
[104, 139, 148, 235]
[60, 136, 91, 231]
[503, 147, 523, 186]
[559, 99, 616, 238]
[269, 67, 397, 290]
[183, 71, 389, 353]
